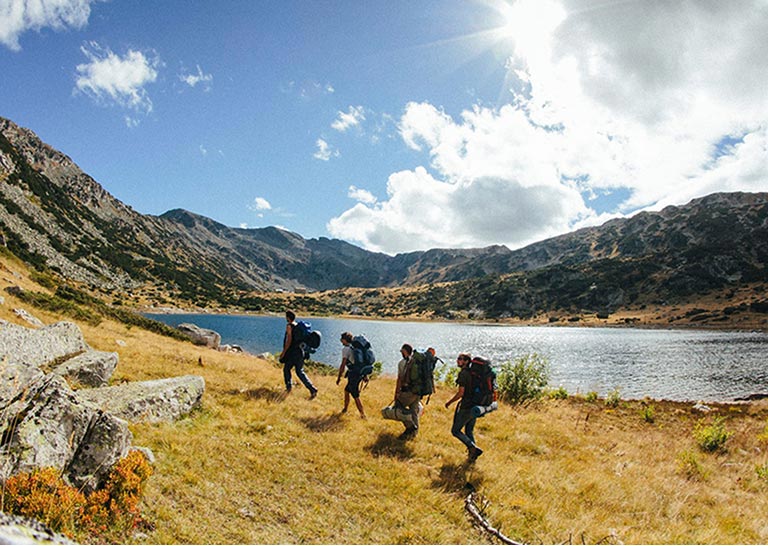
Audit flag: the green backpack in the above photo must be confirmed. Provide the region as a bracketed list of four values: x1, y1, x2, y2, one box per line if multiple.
[408, 348, 439, 398]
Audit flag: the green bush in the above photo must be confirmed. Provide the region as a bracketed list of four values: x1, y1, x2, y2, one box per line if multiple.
[694, 416, 732, 452]
[547, 386, 568, 400]
[496, 353, 550, 405]
[605, 388, 621, 408]
[677, 449, 707, 481]
[641, 403, 656, 423]
[585, 391, 599, 403]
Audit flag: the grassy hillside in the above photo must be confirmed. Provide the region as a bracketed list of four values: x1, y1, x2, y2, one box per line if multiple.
[2, 254, 768, 544]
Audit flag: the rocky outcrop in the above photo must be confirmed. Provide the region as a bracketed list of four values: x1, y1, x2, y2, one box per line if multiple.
[77, 375, 205, 424]
[0, 317, 205, 493]
[177, 323, 221, 349]
[50, 350, 118, 388]
[0, 512, 75, 545]
[0, 373, 132, 492]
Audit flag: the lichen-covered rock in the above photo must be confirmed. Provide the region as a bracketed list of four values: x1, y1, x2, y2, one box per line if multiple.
[177, 323, 221, 349]
[0, 511, 75, 545]
[51, 350, 118, 387]
[0, 375, 132, 492]
[0, 320, 87, 368]
[77, 375, 205, 423]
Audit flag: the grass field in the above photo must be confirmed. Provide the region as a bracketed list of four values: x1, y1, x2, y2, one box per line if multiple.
[2, 254, 768, 544]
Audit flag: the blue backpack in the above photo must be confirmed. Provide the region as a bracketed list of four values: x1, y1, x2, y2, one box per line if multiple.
[293, 320, 321, 359]
[350, 334, 375, 377]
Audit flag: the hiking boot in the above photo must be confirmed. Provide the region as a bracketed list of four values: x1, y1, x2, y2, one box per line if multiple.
[309, 389, 318, 400]
[469, 446, 484, 461]
[399, 428, 417, 440]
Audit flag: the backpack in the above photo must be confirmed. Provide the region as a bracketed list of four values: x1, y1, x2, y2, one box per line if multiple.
[467, 356, 497, 406]
[349, 334, 375, 377]
[293, 320, 321, 359]
[408, 348, 439, 399]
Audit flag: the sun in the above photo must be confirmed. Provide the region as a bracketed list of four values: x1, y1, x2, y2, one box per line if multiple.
[489, 0, 567, 59]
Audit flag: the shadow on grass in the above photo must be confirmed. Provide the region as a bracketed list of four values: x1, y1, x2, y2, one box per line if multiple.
[300, 412, 345, 433]
[365, 431, 415, 460]
[431, 462, 483, 494]
[227, 387, 288, 403]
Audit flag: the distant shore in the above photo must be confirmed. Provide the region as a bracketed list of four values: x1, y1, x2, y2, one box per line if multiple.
[138, 305, 768, 333]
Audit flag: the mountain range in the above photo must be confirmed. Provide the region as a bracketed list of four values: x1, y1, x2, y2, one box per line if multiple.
[0, 116, 766, 323]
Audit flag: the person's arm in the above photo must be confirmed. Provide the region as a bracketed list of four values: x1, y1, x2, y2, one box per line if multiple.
[337, 356, 348, 384]
[445, 386, 465, 408]
[395, 358, 408, 398]
[279, 323, 292, 361]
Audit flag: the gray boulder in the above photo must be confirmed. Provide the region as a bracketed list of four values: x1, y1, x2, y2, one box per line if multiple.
[0, 375, 132, 493]
[51, 350, 118, 387]
[177, 323, 221, 349]
[77, 375, 205, 423]
[0, 320, 88, 368]
[0, 512, 75, 545]
[0, 319, 205, 494]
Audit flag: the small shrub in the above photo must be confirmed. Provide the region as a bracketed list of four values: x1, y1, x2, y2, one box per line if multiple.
[756, 462, 768, 482]
[641, 403, 656, 424]
[694, 416, 733, 452]
[585, 391, 599, 403]
[435, 357, 458, 387]
[605, 388, 621, 408]
[677, 449, 707, 481]
[1, 467, 86, 537]
[496, 353, 550, 405]
[547, 386, 568, 400]
[1, 451, 153, 542]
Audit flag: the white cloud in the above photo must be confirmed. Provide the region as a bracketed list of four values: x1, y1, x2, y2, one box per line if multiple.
[199, 145, 208, 156]
[251, 197, 272, 211]
[348, 185, 377, 205]
[313, 138, 339, 161]
[331, 105, 366, 132]
[180, 64, 213, 89]
[75, 41, 160, 113]
[0, 0, 97, 51]
[329, 0, 768, 254]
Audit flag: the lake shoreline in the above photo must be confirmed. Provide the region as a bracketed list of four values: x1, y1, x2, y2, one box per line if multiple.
[138, 305, 768, 333]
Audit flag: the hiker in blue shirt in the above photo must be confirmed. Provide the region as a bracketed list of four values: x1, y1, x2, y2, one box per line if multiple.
[336, 331, 366, 418]
[279, 310, 318, 399]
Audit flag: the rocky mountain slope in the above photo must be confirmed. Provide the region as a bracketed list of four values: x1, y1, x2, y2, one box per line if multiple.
[1, 116, 766, 319]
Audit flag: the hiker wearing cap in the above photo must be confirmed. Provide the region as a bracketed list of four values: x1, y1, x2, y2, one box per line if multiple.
[395, 343, 422, 439]
[337, 331, 366, 418]
[279, 310, 318, 399]
[445, 353, 483, 461]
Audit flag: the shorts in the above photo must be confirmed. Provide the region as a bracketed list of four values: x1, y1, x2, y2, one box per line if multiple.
[345, 372, 363, 398]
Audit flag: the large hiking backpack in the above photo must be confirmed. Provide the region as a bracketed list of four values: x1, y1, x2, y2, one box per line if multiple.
[468, 356, 497, 406]
[293, 320, 321, 359]
[408, 348, 440, 399]
[350, 334, 375, 377]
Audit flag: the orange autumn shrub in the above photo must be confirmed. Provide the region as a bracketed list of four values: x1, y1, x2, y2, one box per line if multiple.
[0, 450, 153, 541]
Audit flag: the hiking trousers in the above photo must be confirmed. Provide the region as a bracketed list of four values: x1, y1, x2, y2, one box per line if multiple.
[283, 356, 316, 393]
[396, 391, 422, 431]
[451, 407, 477, 450]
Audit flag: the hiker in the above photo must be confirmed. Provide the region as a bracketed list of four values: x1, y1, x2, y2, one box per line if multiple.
[394, 343, 422, 439]
[336, 332, 367, 418]
[445, 353, 483, 461]
[279, 310, 318, 399]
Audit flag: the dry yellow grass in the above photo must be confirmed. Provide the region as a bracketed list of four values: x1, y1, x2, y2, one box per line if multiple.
[2, 253, 768, 544]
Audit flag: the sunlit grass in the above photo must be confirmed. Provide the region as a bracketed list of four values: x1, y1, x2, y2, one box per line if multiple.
[2, 254, 768, 544]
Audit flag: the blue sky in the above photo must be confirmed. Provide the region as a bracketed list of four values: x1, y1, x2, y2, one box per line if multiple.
[1, 0, 766, 255]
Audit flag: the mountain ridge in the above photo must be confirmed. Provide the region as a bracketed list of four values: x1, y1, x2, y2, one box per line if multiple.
[1, 116, 766, 323]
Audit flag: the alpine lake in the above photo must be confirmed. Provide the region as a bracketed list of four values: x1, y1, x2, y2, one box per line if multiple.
[144, 313, 768, 403]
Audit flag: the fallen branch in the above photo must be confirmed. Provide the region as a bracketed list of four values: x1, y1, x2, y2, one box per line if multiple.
[465, 492, 524, 545]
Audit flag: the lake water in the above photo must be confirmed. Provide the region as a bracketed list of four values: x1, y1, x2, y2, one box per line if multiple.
[144, 313, 768, 402]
